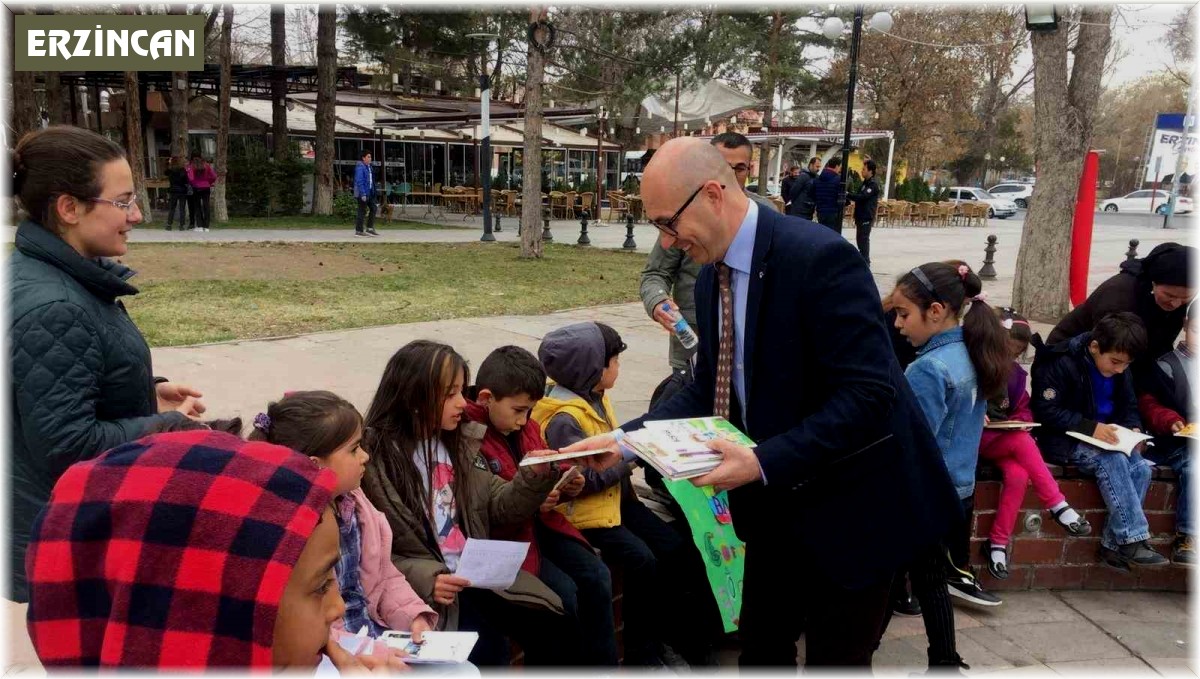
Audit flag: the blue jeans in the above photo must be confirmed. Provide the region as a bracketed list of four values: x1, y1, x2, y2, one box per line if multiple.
[1068, 442, 1152, 550]
[1146, 442, 1192, 535]
[534, 524, 618, 666]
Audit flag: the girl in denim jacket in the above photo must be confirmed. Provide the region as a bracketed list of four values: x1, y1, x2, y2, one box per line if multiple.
[883, 261, 1010, 668]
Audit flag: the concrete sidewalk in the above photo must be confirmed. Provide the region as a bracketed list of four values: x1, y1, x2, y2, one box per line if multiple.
[4, 590, 1191, 675]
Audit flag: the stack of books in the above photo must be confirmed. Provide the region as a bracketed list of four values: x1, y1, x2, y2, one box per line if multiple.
[622, 417, 756, 480]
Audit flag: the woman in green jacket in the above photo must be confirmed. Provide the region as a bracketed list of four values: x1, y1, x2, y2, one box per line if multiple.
[8, 126, 205, 601]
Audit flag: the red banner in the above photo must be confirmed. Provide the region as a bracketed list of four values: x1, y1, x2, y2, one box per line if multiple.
[1070, 151, 1100, 307]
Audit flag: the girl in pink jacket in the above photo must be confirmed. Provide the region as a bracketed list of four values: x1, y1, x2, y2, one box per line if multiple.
[249, 391, 438, 639]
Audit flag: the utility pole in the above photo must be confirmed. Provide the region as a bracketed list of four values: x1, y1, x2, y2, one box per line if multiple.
[1164, 51, 1199, 228]
[835, 6, 864, 232]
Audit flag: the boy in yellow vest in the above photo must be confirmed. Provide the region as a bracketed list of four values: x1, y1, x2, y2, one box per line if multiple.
[534, 321, 721, 667]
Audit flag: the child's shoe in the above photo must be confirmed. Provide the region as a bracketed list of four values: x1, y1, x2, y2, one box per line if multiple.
[1050, 505, 1092, 536]
[1100, 540, 1169, 570]
[946, 569, 1003, 607]
[1172, 534, 1194, 565]
[985, 540, 1009, 580]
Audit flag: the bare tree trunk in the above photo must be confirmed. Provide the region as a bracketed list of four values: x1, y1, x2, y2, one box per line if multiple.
[45, 73, 65, 125]
[1012, 7, 1112, 322]
[271, 4, 289, 161]
[520, 9, 550, 259]
[168, 71, 189, 160]
[212, 4, 233, 223]
[166, 5, 187, 161]
[124, 71, 153, 224]
[11, 7, 41, 143]
[313, 4, 336, 215]
[755, 12, 784, 195]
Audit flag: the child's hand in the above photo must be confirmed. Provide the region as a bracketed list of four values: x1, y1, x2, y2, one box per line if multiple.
[432, 574, 470, 606]
[538, 489, 561, 513]
[325, 635, 409, 674]
[561, 474, 585, 498]
[1172, 420, 1186, 433]
[410, 613, 435, 643]
[1093, 423, 1121, 445]
[522, 449, 559, 475]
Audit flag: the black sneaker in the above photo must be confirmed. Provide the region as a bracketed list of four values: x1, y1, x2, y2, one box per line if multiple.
[1101, 541, 1169, 570]
[165, 225, 173, 231]
[1173, 534, 1195, 565]
[365, 227, 380, 236]
[354, 231, 367, 237]
[891, 591, 922, 617]
[946, 574, 1003, 607]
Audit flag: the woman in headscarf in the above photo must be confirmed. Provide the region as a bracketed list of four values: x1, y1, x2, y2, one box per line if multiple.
[1047, 242, 1194, 388]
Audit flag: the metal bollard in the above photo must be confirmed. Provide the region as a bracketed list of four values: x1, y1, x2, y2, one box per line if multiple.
[543, 207, 553, 242]
[979, 234, 998, 280]
[622, 214, 637, 250]
[1126, 238, 1140, 262]
[578, 210, 591, 246]
[494, 213, 502, 233]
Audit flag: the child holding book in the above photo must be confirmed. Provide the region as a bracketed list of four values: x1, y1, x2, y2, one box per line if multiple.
[25, 429, 403, 673]
[464, 345, 618, 666]
[980, 309, 1091, 579]
[534, 321, 721, 668]
[1031, 311, 1168, 569]
[247, 391, 439, 640]
[1138, 300, 1196, 564]
[359, 340, 580, 666]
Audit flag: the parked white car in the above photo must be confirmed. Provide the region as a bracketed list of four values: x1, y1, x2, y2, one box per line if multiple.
[987, 183, 1034, 209]
[1102, 189, 1193, 214]
[946, 187, 1019, 219]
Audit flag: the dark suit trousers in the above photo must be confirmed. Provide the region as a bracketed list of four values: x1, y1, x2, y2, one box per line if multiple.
[817, 211, 842, 235]
[738, 540, 891, 667]
[855, 217, 873, 265]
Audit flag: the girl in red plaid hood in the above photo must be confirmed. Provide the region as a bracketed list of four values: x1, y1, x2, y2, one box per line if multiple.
[24, 428, 401, 672]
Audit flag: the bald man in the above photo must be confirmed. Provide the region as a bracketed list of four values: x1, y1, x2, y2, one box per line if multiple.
[565, 138, 960, 667]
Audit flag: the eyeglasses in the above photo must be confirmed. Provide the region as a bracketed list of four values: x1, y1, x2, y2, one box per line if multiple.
[728, 163, 750, 174]
[89, 196, 142, 216]
[649, 182, 725, 237]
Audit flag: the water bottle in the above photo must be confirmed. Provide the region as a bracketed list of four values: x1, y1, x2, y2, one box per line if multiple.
[661, 302, 699, 350]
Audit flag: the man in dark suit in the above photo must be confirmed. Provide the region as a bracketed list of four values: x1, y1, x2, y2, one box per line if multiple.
[563, 138, 960, 667]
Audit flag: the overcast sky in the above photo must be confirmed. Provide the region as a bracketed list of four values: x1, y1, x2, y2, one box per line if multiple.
[237, 4, 1193, 97]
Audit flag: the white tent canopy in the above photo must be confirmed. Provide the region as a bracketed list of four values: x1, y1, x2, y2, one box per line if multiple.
[641, 79, 761, 127]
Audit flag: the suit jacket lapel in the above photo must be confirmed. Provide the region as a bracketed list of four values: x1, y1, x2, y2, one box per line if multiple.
[743, 210, 774, 415]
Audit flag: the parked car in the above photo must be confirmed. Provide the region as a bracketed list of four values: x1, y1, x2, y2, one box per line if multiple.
[1102, 189, 1193, 214]
[945, 186, 1019, 219]
[745, 182, 781, 197]
[987, 183, 1035, 209]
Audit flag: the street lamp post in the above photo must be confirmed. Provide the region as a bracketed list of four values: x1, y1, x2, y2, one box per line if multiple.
[825, 8, 891, 232]
[468, 31, 498, 242]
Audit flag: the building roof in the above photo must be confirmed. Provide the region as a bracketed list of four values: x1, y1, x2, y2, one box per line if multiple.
[218, 95, 619, 149]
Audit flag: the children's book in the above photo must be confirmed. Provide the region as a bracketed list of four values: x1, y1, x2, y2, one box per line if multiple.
[1066, 425, 1153, 456]
[517, 449, 609, 466]
[380, 631, 479, 664]
[984, 421, 1040, 431]
[623, 417, 755, 480]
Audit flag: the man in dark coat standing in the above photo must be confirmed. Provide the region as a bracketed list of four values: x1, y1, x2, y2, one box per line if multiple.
[786, 156, 820, 220]
[812, 156, 845, 233]
[847, 158, 881, 267]
[562, 138, 960, 667]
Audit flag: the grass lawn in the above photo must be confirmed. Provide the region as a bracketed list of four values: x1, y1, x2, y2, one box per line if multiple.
[120, 241, 646, 346]
[206, 214, 447, 230]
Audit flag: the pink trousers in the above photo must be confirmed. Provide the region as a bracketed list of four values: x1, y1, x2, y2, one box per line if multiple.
[979, 430, 1066, 546]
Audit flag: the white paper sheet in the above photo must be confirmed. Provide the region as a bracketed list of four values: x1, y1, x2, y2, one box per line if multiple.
[453, 539, 530, 590]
